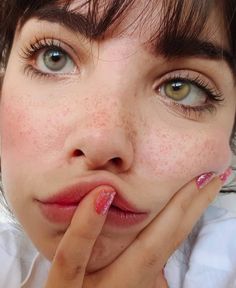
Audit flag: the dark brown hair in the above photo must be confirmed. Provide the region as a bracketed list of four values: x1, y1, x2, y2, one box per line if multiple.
[0, 0, 236, 152]
[1, 1, 236, 66]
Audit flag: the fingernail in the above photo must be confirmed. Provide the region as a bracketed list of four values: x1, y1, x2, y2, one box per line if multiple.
[196, 172, 215, 189]
[219, 168, 232, 184]
[95, 190, 116, 215]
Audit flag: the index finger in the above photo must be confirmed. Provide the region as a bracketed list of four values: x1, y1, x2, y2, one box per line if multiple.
[45, 186, 116, 288]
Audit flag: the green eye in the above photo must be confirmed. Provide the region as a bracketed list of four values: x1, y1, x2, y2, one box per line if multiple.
[158, 74, 223, 112]
[43, 49, 68, 71]
[164, 81, 191, 101]
[35, 46, 76, 74]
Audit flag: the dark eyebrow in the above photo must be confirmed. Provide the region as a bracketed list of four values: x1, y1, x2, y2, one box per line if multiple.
[156, 37, 235, 73]
[20, 6, 235, 74]
[20, 5, 123, 39]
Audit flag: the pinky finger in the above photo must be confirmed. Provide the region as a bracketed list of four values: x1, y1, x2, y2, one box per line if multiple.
[173, 168, 231, 248]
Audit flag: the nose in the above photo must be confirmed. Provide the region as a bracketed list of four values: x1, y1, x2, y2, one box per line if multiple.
[72, 125, 134, 173]
[66, 45, 140, 173]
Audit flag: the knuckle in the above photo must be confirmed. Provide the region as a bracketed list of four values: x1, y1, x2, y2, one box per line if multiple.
[135, 239, 160, 270]
[54, 249, 69, 268]
[55, 250, 84, 280]
[67, 264, 84, 281]
[64, 266, 84, 282]
[143, 253, 159, 270]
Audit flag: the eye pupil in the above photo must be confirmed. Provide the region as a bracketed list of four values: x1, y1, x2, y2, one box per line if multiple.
[51, 51, 61, 62]
[171, 82, 183, 91]
[44, 49, 67, 71]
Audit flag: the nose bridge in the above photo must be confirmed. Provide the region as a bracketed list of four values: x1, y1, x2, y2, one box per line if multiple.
[92, 41, 141, 103]
[82, 77, 135, 151]
[68, 57, 137, 171]
[84, 53, 139, 130]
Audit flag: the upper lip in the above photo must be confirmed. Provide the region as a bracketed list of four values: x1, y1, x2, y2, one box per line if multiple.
[37, 176, 147, 214]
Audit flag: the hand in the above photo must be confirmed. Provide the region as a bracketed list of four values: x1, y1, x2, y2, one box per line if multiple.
[44, 173, 226, 288]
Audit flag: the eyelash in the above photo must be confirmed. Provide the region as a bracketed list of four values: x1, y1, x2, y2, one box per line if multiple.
[20, 38, 225, 120]
[20, 38, 72, 79]
[157, 74, 224, 120]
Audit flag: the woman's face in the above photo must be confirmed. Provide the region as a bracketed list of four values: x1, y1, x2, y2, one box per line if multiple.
[0, 1, 235, 272]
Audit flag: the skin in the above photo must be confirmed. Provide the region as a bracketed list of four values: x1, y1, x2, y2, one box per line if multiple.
[0, 1, 235, 283]
[44, 176, 225, 287]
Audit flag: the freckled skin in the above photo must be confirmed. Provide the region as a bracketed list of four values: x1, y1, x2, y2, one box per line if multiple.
[0, 3, 236, 272]
[138, 130, 229, 178]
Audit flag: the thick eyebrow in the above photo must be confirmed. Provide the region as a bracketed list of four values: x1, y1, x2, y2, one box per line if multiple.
[20, 6, 235, 73]
[156, 37, 235, 72]
[20, 5, 119, 38]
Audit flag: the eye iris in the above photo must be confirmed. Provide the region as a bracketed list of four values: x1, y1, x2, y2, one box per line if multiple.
[43, 49, 67, 71]
[165, 81, 191, 100]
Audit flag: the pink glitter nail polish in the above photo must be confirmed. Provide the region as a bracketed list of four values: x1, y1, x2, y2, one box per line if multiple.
[196, 172, 215, 189]
[95, 190, 116, 215]
[219, 168, 232, 184]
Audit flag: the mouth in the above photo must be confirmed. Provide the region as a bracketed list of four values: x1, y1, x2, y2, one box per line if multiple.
[106, 204, 148, 227]
[36, 179, 148, 227]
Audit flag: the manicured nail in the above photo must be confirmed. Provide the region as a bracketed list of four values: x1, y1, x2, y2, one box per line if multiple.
[219, 168, 232, 184]
[196, 172, 215, 189]
[95, 190, 116, 215]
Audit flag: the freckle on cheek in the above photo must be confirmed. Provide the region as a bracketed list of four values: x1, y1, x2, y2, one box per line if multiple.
[1, 104, 30, 151]
[0, 102, 67, 162]
[139, 131, 231, 179]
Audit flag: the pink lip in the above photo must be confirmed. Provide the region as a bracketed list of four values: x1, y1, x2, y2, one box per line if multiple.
[36, 179, 148, 227]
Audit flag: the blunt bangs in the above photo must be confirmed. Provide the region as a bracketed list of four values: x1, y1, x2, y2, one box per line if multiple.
[1, 0, 235, 68]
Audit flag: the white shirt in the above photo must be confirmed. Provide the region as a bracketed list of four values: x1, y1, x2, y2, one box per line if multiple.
[1, 204, 236, 288]
[165, 205, 236, 288]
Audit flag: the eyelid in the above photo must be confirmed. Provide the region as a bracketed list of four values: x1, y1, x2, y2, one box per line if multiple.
[153, 70, 222, 97]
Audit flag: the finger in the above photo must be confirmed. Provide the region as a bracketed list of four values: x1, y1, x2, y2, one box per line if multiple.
[132, 174, 222, 267]
[97, 175, 205, 287]
[132, 170, 231, 266]
[173, 170, 230, 250]
[104, 170, 228, 287]
[44, 186, 116, 288]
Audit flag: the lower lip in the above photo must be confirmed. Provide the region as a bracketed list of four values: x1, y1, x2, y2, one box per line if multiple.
[106, 206, 148, 227]
[37, 202, 148, 227]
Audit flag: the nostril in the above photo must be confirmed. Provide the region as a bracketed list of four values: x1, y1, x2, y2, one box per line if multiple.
[73, 149, 84, 157]
[112, 157, 123, 166]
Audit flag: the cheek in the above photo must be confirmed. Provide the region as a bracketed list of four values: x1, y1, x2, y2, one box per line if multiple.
[137, 129, 232, 181]
[0, 95, 70, 167]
